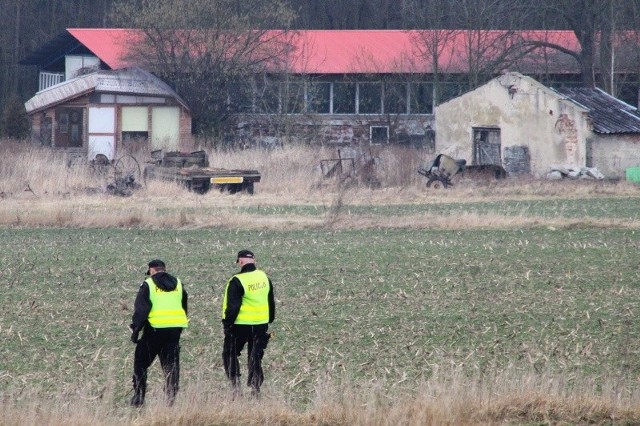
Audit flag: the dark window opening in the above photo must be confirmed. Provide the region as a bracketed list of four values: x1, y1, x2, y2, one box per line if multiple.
[438, 82, 465, 104]
[410, 82, 433, 114]
[307, 82, 331, 113]
[616, 83, 640, 108]
[122, 131, 149, 143]
[358, 82, 382, 114]
[384, 82, 407, 114]
[473, 127, 501, 165]
[283, 82, 305, 114]
[255, 78, 280, 113]
[370, 126, 389, 145]
[227, 81, 253, 113]
[333, 82, 356, 114]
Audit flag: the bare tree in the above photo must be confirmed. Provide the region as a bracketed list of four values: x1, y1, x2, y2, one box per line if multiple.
[405, 1, 458, 105]
[408, 0, 537, 96]
[518, 1, 615, 89]
[112, 0, 295, 138]
[453, 0, 536, 88]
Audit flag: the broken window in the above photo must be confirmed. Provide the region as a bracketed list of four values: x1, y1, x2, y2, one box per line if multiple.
[370, 126, 389, 144]
[333, 82, 356, 114]
[384, 82, 408, 114]
[307, 81, 331, 113]
[472, 127, 501, 165]
[358, 82, 382, 114]
[409, 82, 433, 114]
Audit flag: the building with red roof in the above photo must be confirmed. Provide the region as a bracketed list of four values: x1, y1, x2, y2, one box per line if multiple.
[20, 28, 640, 166]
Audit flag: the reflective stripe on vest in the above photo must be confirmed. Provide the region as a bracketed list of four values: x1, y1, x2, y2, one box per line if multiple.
[223, 269, 270, 325]
[147, 277, 188, 328]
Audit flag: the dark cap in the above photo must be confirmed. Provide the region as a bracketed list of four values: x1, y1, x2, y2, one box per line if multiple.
[236, 250, 255, 263]
[146, 259, 166, 275]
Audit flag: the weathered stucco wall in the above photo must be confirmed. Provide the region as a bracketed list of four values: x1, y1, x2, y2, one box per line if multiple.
[232, 114, 435, 150]
[589, 134, 640, 178]
[435, 73, 591, 176]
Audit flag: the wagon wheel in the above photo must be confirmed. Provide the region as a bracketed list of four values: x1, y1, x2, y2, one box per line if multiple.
[426, 175, 451, 189]
[114, 155, 142, 182]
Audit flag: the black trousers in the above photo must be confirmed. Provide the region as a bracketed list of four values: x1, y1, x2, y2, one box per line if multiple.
[222, 324, 270, 393]
[132, 327, 182, 406]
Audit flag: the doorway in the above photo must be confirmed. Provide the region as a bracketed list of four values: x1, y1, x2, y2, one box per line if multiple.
[472, 127, 501, 165]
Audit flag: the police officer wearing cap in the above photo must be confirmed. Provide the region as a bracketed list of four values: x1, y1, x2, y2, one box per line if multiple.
[222, 249, 275, 397]
[129, 259, 188, 407]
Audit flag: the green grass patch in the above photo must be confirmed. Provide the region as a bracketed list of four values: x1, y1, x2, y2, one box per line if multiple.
[1, 224, 639, 406]
[236, 196, 640, 219]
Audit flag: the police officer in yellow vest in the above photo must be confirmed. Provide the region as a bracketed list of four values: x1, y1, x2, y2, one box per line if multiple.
[222, 249, 275, 397]
[129, 259, 188, 407]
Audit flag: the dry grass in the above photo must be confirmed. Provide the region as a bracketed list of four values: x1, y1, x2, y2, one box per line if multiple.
[0, 140, 638, 230]
[2, 140, 640, 425]
[2, 369, 638, 425]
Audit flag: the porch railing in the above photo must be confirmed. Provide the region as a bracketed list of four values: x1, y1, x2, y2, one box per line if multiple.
[39, 72, 65, 91]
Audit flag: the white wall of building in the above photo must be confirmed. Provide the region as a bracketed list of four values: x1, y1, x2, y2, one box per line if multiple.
[435, 73, 592, 177]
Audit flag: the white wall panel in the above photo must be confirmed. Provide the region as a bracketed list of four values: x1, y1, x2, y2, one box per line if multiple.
[122, 106, 148, 132]
[88, 107, 115, 134]
[88, 135, 115, 161]
[151, 106, 180, 150]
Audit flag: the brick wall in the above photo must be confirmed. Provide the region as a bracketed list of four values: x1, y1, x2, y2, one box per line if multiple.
[230, 113, 435, 150]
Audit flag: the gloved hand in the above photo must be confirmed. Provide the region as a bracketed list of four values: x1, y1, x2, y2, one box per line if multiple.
[130, 325, 140, 344]
[223, 323, 234, 337]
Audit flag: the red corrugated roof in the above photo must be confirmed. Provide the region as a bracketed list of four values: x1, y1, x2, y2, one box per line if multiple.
[67, 28, 582, 74]
[67, 28, 140, 69]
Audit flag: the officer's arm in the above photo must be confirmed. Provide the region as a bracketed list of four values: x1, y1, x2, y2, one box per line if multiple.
[268, 279, 275, 323]
[222, 277, 244, 326]
[131, 282, 151, 332]
[182, 288, 188, 316]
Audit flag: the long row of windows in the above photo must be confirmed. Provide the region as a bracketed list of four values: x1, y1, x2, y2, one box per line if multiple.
[228, 80, 465, 115]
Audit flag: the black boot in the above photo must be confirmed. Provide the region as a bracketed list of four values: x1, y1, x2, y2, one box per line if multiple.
[230, 377, 242, 400]
[250, 386, 260, 400]
[131, 371, 147, 407]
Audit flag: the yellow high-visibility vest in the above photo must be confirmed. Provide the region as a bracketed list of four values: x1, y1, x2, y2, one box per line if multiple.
[222, 270, 270, 325]
[147, 277, 188, 328]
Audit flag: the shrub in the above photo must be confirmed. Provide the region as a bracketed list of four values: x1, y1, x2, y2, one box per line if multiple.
[1, 94, 30, 139]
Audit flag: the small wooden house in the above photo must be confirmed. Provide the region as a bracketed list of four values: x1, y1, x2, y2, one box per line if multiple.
[24, 67, 192, 161]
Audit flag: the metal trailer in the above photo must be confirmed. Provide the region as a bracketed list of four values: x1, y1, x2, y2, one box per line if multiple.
[143, 151, 261, 194]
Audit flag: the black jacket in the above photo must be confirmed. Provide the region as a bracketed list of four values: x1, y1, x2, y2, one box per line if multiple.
[131, 272, 188, 332]
[222, 263, 275, 327]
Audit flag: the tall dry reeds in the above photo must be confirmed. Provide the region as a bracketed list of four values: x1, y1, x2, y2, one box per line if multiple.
[0, 139, 639, 229]
[0, 143, 99, 197]
[3, 138, 640, 200]
[1, 369, 638, 425]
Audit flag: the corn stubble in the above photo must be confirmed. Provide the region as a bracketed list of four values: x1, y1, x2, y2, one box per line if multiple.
[1, 139, 640, 424]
